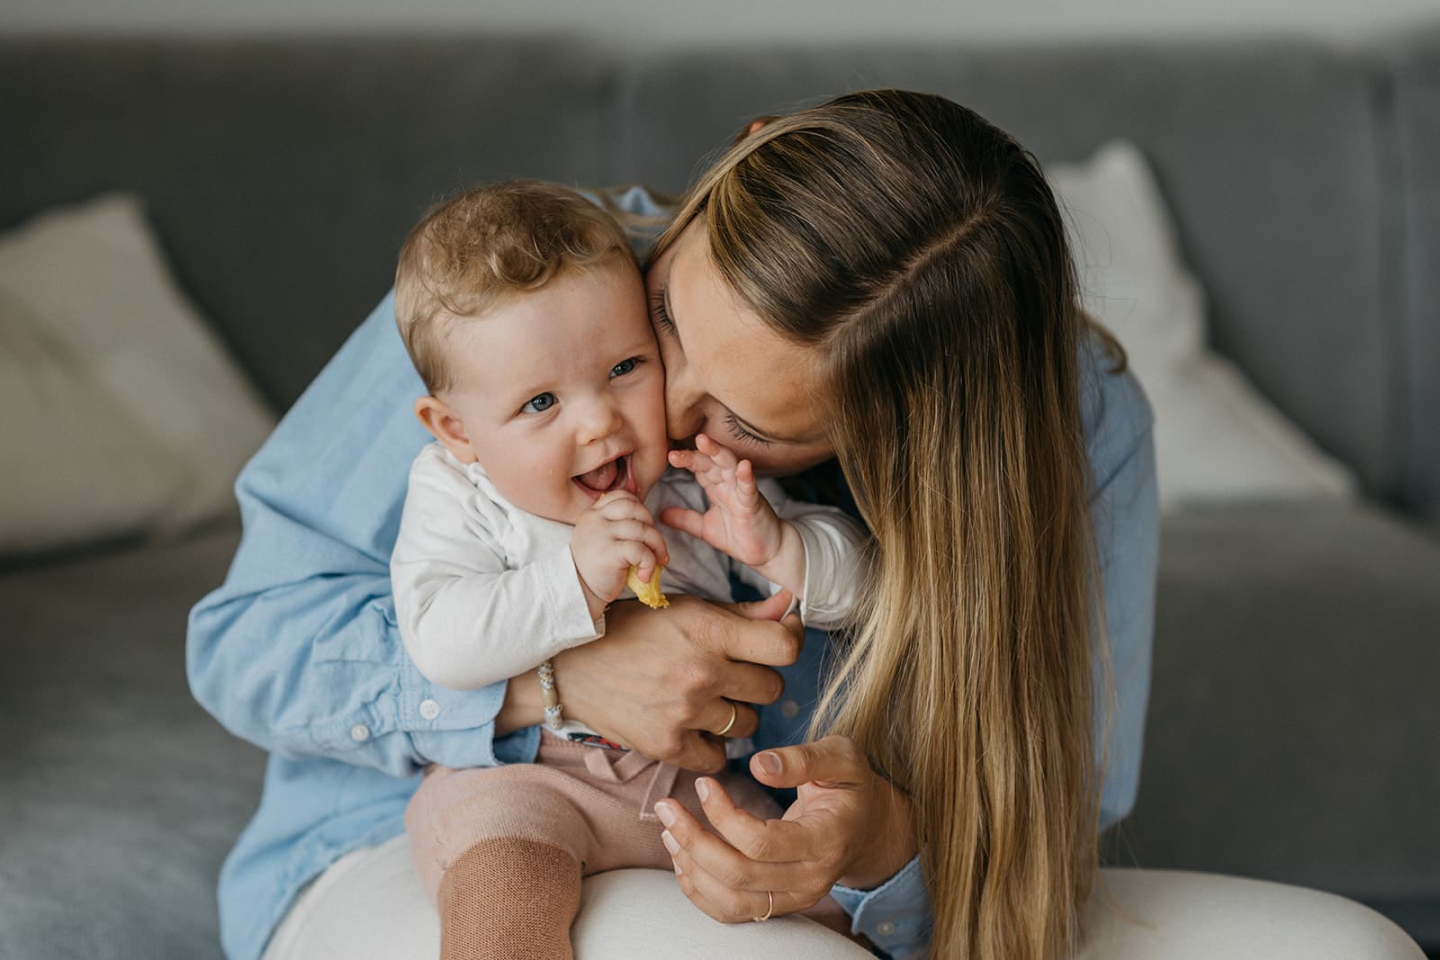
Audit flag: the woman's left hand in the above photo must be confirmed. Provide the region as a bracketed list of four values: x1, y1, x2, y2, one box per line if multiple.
[653, 736, 918, 922]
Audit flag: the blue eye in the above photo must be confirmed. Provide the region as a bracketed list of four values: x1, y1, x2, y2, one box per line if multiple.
[611, 357, 639, 378]
[521, 392, 556, 414]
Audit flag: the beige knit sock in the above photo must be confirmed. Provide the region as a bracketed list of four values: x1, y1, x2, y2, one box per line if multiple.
[437, 837, 582, 960]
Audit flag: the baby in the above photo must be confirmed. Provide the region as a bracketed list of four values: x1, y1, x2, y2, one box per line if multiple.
[389, 181, 866, 959]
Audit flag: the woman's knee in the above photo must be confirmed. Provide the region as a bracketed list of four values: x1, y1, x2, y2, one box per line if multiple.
[1080, 869, 1425, 960]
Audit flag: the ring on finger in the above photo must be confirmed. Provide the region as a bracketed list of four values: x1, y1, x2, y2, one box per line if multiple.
[752, 890, 774, 923]
[712, 699, 738, 737]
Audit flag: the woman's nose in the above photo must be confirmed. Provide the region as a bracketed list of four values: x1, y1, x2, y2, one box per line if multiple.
[665, 368, 706, 442]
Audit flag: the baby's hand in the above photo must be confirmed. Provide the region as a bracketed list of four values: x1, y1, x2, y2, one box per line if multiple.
[663, 434, 784, 569]
[571, 491, 670, 618]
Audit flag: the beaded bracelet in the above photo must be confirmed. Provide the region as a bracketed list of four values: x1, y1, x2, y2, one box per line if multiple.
[537, 660, 563, 731]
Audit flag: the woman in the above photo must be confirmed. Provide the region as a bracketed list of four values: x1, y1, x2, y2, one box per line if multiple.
[188, 89, 1156, 960]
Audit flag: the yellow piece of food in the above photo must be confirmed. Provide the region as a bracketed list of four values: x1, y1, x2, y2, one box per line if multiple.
[626, 565, 669, 609]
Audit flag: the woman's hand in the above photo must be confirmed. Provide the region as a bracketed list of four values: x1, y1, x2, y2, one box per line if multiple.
[544, 591, 802, 772]
[653, 736, 919, 922]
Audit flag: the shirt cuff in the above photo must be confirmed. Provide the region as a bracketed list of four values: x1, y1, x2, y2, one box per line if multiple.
[789, 519, 840, 629]
[400, 651, 528, 769]
[540, 548, 605, 651]
[830, 855, 933, 959]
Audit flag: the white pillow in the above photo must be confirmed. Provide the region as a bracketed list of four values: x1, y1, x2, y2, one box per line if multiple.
[1049, 142, 1358, 510]
[0, 194, 276, 555]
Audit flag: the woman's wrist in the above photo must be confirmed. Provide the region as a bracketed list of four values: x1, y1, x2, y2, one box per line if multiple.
[837, 780, 918, 890]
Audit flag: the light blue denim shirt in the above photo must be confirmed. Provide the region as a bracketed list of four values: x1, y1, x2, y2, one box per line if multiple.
[187, 187, 1157, 960]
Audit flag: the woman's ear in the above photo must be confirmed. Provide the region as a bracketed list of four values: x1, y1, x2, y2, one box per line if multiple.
[733, 116, 777, 146]
[415, 395, 477, 464]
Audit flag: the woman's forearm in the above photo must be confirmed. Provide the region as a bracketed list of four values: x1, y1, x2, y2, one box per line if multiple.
[494, 669, 545, 737]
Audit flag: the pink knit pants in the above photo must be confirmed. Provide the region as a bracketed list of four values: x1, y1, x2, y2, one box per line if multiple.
[405, 732, 781, 901]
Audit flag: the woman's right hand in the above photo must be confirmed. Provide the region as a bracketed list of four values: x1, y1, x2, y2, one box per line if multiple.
[549, 591, 802, 772]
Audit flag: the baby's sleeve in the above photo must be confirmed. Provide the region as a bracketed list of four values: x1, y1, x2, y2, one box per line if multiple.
[740, 480, 870, 630]
[391, 447, 602, 691]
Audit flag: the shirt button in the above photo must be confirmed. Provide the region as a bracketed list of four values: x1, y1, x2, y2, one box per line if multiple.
[349, 723, 372, 742]
[780, 700, 800, 719]
[420, 698, 441, 721]
[876, 920, 896, 937]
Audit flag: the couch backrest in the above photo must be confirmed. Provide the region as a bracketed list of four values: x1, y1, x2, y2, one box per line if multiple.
[2, 34, 1434, 516]
[0, 36, 614, 408]
[1388, 27, 1440, 520]
[612, 40, 1405, 507]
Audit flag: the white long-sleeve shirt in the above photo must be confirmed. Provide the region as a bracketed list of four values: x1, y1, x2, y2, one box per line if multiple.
[390, 442, 867, 693]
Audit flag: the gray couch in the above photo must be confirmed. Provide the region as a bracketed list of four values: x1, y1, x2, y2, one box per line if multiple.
[2, 32, 1437, 959]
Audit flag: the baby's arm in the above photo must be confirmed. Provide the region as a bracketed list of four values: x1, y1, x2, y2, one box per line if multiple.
[662, 434, 815, 604]
[392, 450, 603, 691]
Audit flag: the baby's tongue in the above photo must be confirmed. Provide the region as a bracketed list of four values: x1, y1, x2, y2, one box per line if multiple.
[577, 459, 618, 493]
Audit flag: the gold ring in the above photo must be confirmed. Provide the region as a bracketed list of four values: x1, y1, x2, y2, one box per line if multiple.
[712, 699, 738, 737]
[752, 890, 774, 922]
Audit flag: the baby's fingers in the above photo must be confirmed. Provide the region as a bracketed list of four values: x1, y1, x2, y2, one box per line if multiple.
[635, 521, 671, 572]
[694, 434, 744, 476]
[617, 540, 664, 586]
[660, 506, 705, 540]
[596, 493, 658, 527]
[734, 458, 762, 507]
[669, 446, 717, 481]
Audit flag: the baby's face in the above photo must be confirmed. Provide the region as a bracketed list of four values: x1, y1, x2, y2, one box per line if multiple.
[437, 261, 670, 524]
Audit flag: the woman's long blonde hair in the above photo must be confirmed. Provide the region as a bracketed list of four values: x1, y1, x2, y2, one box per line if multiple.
[650, 89, 1111, 960]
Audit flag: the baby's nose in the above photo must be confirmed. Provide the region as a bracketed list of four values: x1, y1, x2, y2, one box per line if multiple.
[578, 398, 625, 444]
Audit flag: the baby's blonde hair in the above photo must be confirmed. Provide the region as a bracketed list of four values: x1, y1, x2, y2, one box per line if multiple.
[395, 180, 634, 394]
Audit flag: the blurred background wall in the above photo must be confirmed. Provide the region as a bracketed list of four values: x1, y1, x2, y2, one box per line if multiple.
[1, 0, 1436, 42]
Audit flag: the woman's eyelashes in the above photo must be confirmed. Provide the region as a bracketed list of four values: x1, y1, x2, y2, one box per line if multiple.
[724, 412, 771, 447]
[649, 291, 677, 337]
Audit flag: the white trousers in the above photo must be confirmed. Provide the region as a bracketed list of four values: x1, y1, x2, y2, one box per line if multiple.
[262, 834, 1426, 960]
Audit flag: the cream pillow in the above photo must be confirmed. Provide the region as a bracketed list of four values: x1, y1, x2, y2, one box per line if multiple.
[1050, 142, 1358, 510]
[0, 194, 276, 555]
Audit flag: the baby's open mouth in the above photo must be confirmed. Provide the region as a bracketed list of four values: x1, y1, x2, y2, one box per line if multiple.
[573, 454, 632, 497]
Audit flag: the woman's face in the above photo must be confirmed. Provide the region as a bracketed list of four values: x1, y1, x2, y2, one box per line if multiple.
[645, 219, 836, 477]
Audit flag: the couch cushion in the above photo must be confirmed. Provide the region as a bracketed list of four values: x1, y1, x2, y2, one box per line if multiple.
[1116, 502, 1440, 945]
[613, 41, 1397, 501]
[0, 37, 613, 409]
[0, 528, 262, 960]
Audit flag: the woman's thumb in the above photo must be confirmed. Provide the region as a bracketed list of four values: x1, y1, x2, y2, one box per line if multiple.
[749, 737, 865, 790]
[728, 589, 792, 622]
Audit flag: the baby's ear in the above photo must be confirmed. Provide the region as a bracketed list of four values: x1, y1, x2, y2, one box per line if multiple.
[415, 396, 477, 464]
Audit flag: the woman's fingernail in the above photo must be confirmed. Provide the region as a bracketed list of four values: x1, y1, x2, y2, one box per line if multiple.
[696, 777, 711, 802]
[655, 801, 677, 827]
[673, 858, 684, 876]
[757, 752, 782, 775]
[661, 830, 680, 855]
